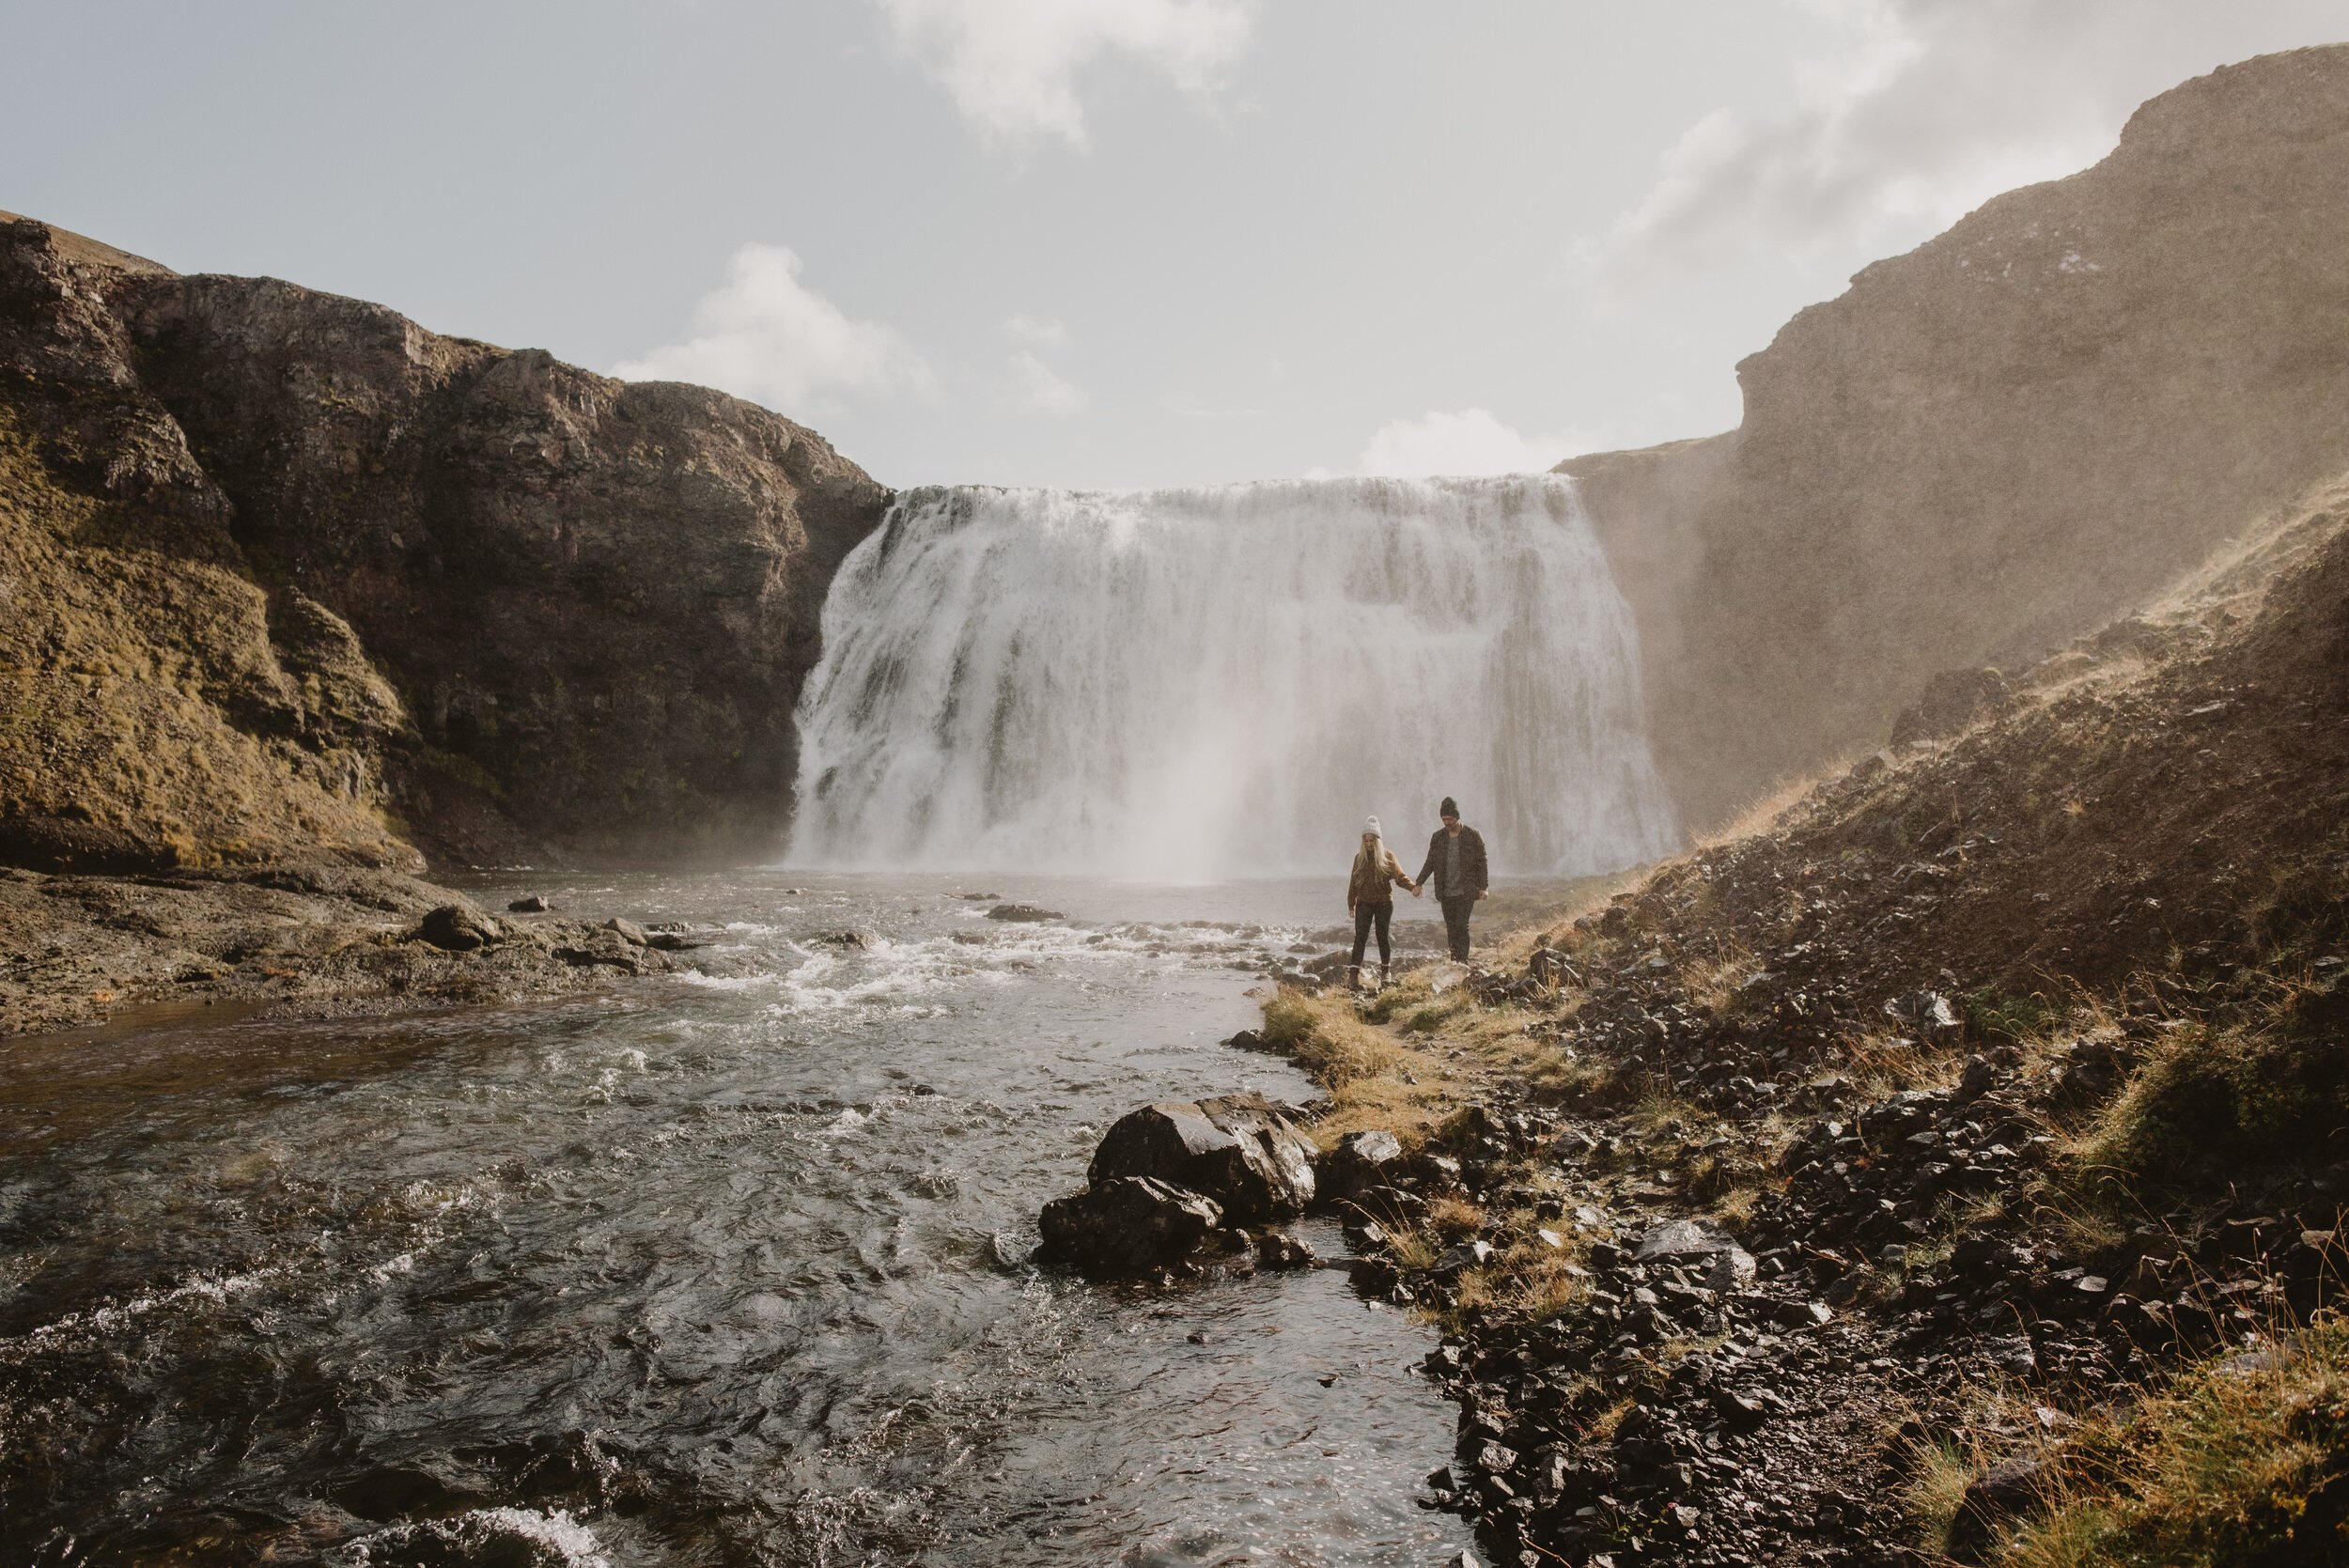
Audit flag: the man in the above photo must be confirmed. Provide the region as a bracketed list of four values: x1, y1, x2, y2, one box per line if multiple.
[1413, 796, 1488, 963]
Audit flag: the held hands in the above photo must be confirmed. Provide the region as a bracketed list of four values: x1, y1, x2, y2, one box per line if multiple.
[1410, 883, 1424, 898]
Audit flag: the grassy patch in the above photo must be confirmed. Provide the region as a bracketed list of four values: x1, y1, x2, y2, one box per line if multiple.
[1964, 983, 2070, 1046]
[1983, 1315, 2349, 1567]
[2068, 980, 2349, 1200]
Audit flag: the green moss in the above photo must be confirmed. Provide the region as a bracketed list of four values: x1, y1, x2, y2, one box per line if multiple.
[2077, 984, 2349, 1193]
[1965, 984, 2068, 1045]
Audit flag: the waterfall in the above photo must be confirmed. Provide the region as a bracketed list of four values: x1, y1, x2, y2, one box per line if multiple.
[786, 474, 1677, 881]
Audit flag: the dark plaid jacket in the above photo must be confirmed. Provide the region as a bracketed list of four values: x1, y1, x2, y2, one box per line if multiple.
[1417, 826, 1488, 899]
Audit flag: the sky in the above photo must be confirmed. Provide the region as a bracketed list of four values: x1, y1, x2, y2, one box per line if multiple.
[4, 1, 2343, 490]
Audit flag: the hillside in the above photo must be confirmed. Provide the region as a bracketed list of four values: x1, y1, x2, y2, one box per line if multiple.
[1263, 466, 2349, 1564]
[1568, 43, 2349, 833]
[0, 212, 891, 876]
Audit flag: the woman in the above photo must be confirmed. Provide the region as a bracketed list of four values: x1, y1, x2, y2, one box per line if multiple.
[1346, 815, 1419, 990]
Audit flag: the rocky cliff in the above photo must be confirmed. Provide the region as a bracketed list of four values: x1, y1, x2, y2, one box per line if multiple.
[0, 213, 891, 873]
[1568, 43, 2349, 831]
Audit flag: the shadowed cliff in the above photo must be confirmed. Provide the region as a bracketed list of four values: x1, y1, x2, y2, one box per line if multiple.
[0, 212, 891, 873]
[1566, 43, 2349, 831]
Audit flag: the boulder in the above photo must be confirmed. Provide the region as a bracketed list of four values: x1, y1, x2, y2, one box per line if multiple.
[415, 904, 499, 952]
[506, 893, 550, 913]
[1319, 1127, 1406, 1203]
[1197, 1093, 1318, 1215]
[1036, 1176, 1222, 1275]
[1088, 1094, 1316, 1220]
[603, 917, 648, 946]
[987, 904, 1064, 923]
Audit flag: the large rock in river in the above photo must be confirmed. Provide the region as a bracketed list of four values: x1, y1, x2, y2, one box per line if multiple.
[1088, 1092, 1316, 1220]
[1036, 1176, 1223, 1276]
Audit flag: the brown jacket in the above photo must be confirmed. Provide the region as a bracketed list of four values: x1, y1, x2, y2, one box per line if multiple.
[1348, 844, 1413, 909]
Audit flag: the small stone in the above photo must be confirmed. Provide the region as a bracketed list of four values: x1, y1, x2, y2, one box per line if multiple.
[506, 893, 550, 913]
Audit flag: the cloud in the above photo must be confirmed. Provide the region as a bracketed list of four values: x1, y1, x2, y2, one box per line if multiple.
[872, 0, 1256, 147]
[1002, 349, 1088, 415]
[1004, 313, 1069, 346]
[613, 243, 935, 413]
[1355, 410, 1601, 478]
[1585, 0, 2349, 292]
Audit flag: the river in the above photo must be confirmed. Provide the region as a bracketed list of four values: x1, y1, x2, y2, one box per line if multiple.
[0, 872, 1481, 1567]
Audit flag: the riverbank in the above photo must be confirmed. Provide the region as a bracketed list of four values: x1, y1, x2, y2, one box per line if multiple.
[0, 864, 689, 1037]
[1265, 485, 2349, 1564]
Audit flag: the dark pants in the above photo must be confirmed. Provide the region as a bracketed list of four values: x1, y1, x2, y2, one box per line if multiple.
[1439, 894, 1476, 962]
[1349, 901, 1393, 981]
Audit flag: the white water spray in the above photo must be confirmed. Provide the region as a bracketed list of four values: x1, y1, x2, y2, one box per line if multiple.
[787, 474, 1676, 880]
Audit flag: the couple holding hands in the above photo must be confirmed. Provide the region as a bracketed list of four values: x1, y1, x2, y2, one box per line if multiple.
[1346, 796, 1488, 989]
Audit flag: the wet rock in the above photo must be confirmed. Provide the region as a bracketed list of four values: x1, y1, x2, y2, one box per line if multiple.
[603, 917, 648, 946]
[1036, 1176, 1222, 1275]
[1318, 1127, 1405, 1203]
[987, 903, 1064, 923]
[817, 929, 877, 949]
[644, 930, 707, 952]
[415, 903, 499, 952]
[1257, 1230, 1317, 1269]
[506, 893, 550, 913]
[1088, 1094, 1316, 1220]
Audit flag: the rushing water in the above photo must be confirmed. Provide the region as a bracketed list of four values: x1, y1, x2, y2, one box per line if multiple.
[0, 874, 1482, 1567]
[790, 476, 1676, 880]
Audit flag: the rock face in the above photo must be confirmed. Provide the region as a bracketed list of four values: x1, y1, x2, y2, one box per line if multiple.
[0, 211, 891, 874]
[1564, 45, 2349, 830]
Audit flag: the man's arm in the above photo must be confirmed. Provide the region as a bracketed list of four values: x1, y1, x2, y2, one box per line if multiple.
[1472, 828, 1490, 896]
[1415, 832, 1440, 890]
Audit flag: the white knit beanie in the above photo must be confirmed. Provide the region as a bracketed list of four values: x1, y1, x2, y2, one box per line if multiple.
[1363, 815, 1381, 834]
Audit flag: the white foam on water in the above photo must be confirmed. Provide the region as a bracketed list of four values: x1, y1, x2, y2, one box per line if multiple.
[346, 1506, 611, 1567]
[788, 474, 1677, 881]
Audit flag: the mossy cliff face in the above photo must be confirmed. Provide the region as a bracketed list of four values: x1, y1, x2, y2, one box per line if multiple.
[1568, 44, 2349, 831]
[0, 213, 891, 872]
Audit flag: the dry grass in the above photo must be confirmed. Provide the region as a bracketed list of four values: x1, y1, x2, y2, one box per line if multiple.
[1260, 987, 1453, 1149]
[1694, 754, 1865, 849]
[1902, 1432, 1982, 1549]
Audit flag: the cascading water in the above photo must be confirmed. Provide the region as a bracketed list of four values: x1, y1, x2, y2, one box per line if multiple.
[788, 474, 1678, 880]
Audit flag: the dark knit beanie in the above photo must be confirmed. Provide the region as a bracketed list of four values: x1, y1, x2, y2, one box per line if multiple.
[1439, 797, 1459, 817]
